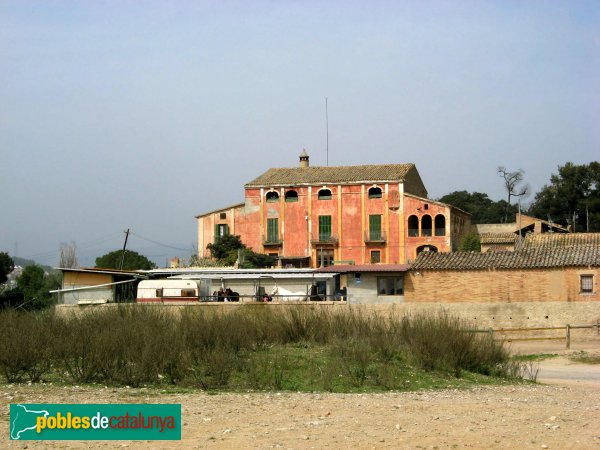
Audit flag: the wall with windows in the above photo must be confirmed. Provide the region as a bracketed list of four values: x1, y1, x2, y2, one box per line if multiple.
[344, 272, 405, 304]
[197, 179, 471, 267]
[405, 267, 600, 303]
[403, 195, 453, 261]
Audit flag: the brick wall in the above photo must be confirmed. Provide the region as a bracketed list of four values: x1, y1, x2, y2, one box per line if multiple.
[405, 267, 600, 302]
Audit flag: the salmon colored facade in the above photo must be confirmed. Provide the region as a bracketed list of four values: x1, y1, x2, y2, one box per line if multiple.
[197, 153, 471, 267]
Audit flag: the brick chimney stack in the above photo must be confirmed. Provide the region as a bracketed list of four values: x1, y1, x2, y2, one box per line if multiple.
[299, 149, 309, 168]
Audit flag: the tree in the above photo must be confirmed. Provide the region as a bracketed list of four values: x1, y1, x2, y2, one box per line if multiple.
[238, 248, 275, 269]
[14, 265, 61, 309]
[0, 252, 15, 284]
[95, 250, 157, 270]
[438, 191, 518, 224]
[206, 234, 275, 268]
[529, 162, 600, 232]
[206, 235, 245, 266]
[458, 231, 481, 252]
[497, 167, 530, 222]
[59, 241, 79, 268]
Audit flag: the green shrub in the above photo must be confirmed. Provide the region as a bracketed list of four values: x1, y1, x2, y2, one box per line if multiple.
[0, 305, 516, 390]
[0, 310, 54, 382]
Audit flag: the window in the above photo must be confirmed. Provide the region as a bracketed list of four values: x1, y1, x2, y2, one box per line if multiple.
[318, 188, 332, 200]
[220, 212, 226, 219]
[369, 215, 382, 240]
[408, 215, 419, 237]
[417, 245, 438, 255]
[370, 250, 381, 263]
[368, 187, 382, 199]
[215, 224, 229, 241]
[267, 218, 279, 243]
[156, 289, 163, 298]
[317, 249, 334, 267]
[435, 214, 446, 236]
[181, 289, 196, 297]
[266, 191, 279, 202]
[421, 215, 432, 236]
[319, 215, 332, 241]
[581, 275, 594, 293]
[378, 277, 404, 295]
[285, 190, 298, 202]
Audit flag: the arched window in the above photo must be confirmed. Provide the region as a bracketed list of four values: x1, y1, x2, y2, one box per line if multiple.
[421, 215, 432, 237]
[435, 215, 446, 236]
[318, 188, 332, 200]
[285, 190, 298, 202]
[417, 245, 438, 255]
[408, 215, 419, 237]
[266, 191, 279, 202]
[368, 187, 382, 199]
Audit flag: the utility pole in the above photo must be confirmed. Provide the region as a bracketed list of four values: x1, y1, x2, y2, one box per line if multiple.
[119, 228, 130, 270]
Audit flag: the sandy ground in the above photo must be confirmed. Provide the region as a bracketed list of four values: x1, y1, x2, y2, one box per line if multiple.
[2, 338, 600, 449]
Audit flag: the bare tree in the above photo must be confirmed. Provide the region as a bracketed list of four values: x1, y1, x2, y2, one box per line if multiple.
[497, 166, 530, 222]
[59, 241, 79, 268]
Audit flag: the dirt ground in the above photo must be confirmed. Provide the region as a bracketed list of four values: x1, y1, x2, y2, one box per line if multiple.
[2, 338, 600, 449]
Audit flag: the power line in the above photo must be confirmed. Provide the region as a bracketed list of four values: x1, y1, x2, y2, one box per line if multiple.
[129, 232, 192, 252]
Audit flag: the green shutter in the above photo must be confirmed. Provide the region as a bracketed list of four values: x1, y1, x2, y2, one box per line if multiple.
[267, 218, 278, 242]
[215, 224, 229, 242]
[319, 216, 332, 241]
[369, 215, 381, 240]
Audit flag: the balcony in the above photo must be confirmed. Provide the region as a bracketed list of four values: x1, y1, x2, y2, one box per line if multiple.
[263, 235, 283, 247]
[364, 231, 387, 244]
[310, 234, 339, 247]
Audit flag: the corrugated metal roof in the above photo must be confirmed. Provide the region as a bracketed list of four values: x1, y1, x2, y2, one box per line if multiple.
[172, 273, 335, 280]
[57, 267, 144, 276]
[245, 163, 416, 187]
[410, 246, 600, 271]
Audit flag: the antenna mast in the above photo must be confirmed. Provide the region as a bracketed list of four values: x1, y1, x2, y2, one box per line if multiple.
[325, 97, 329, 167]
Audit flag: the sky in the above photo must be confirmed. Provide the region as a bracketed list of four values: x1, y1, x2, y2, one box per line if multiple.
[1, 0, 598, 267]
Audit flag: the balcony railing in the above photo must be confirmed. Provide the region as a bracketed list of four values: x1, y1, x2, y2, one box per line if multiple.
[310, 234, 339, 246]
[263, 236, 283, 246]
[364, 231, 387, 244]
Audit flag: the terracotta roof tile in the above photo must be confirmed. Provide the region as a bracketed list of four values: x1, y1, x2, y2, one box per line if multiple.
[479, 232, 518, 244]
[245, 163, 415, 187]
[411, 246, 600, 271]
[523, 233, 600, 249]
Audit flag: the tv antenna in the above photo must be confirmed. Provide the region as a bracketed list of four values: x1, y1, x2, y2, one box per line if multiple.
[325, 97, 329, 166]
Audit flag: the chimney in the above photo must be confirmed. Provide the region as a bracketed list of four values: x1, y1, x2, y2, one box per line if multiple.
[299, 149, 309, 168]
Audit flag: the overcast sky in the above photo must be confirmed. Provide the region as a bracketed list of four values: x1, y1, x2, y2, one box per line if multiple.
[1, 1, 598, 267]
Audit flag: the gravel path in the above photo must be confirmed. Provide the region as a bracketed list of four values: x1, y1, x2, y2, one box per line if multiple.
[2, 382, 599, 449]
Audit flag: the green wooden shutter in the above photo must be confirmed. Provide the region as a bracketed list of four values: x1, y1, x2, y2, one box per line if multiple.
[319, 216, 332, 241]
[369, 215, 381, 240]
[267, 218, 278, 242]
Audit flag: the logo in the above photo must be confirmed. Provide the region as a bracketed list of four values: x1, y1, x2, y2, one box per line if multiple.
[10, 404, 181, 440]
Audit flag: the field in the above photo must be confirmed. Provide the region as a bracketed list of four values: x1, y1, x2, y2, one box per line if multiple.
[1, 306, 599, 448]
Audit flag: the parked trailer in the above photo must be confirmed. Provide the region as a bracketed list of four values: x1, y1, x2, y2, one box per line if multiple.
[136, 279, 200, 303]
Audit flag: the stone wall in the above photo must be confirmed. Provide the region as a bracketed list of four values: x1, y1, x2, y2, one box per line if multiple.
[55, 299, 600, 331]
